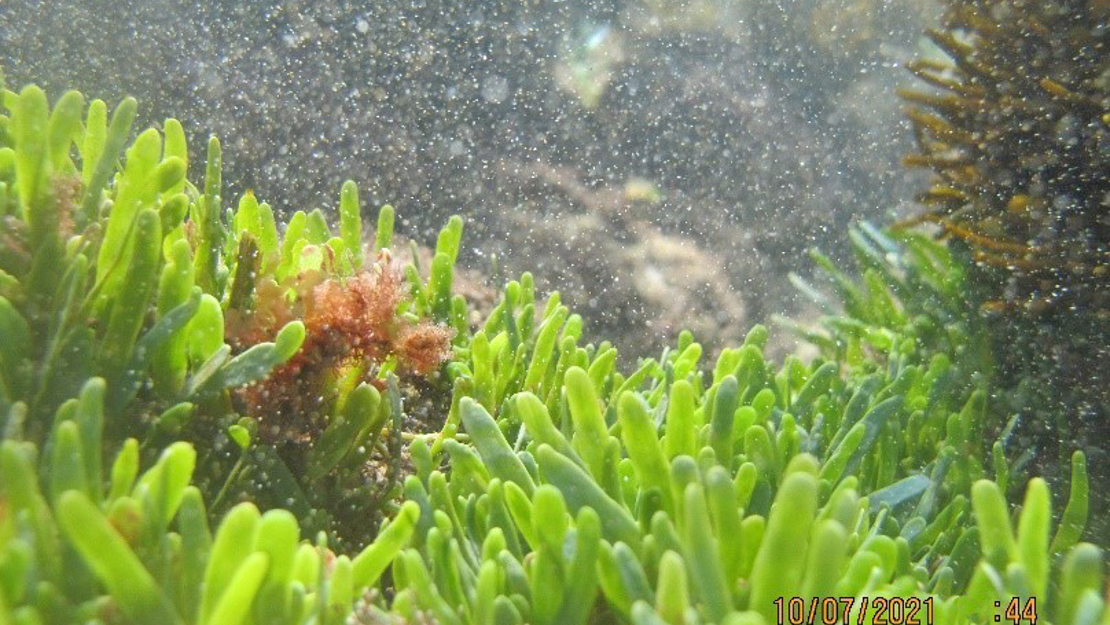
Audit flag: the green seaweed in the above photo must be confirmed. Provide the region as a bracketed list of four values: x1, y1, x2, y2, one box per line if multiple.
[0, 83, 1104, 625]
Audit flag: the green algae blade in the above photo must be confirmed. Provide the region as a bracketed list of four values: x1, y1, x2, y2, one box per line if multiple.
[374, 204, 395, 251]
[202, 552, 269, 625]
[57, 490, 181, 625]
[353, 500, 421, 589]
[536, 444, 640, 549]
[748, 467, 818, 621]
[339, 180, 362, 269]
[199, 503, 261, 623]
[460, 397, 536, 497]
[80, 96, 137, 224]
[1051, 451, 1088, 558]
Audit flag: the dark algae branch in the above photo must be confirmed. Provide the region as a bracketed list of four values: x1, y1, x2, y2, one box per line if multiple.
[900, 0, 1109, 313]
[0, 0, 1108, 620]
[897, 0, 1110, 529]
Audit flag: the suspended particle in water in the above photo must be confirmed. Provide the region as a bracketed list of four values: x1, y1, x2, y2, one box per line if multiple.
[481, 75, 510, 104]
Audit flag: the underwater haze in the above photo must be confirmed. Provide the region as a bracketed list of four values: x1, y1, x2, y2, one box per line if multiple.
[4, 0, 938, 357]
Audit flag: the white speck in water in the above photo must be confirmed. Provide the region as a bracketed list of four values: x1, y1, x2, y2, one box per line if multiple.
[481, 75, 510, 104]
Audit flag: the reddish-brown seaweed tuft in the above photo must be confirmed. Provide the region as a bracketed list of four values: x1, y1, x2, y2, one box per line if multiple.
[236, 259, 453, 441]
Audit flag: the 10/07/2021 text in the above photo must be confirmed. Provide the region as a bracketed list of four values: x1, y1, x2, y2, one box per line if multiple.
[774, 596, 935, 625]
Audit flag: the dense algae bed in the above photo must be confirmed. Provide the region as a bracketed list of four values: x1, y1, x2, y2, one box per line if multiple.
[0, 81, 1104, 624]
[1, 0, 1109, 623]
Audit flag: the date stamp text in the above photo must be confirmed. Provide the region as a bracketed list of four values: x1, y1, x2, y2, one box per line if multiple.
[773, 596, 934, 625]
